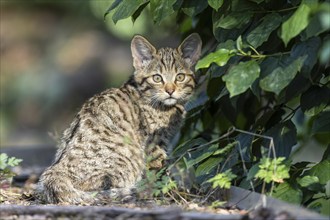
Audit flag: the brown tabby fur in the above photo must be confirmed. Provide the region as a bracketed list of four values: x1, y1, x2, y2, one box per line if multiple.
[37, 33, 202, 204]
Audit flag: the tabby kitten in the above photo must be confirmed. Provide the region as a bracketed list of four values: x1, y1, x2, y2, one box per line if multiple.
[37, 33, 202, 204]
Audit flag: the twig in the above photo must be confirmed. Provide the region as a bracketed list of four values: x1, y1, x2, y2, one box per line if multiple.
[168, 127, 236, 171]
[236, 141, 255, 192]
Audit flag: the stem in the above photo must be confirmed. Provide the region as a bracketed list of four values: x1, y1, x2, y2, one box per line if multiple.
[281, 106, 300, 122]
[166, 191, 181, 205]
[236, 141, 256, 192]
[237, 51, 290, 59]
[253, 6, 299, 14]
[168, 127, 236, 170]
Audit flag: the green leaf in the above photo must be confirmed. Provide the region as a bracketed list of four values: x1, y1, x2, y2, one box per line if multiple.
[247, 163, 260, 181]
[280, 3, 311, 46]
[273, 182, 303, 204]
[150, 0, 176, 24]
[223, 60, 260, 97]
[208, 0, 224, 11]
[308, 197, 330, 216]
[320, 37, 330, 65]
[312, 111, 330, 134]
[171, 138, 207, 157]
[131, 2, 149, 23]
[0, 153, 8, 170]
[301, 86, 330, 116]
[298, 175, 319, 187]
[111, 0, 148, 24]
[236, 35, 243, 52]
[264, 121, 297, 157]
[247, 13, 282, 48]
[322, 144, 330, 161]
[195, 49, 233, 70]
[104, 0, 122, 19]
[308, 160, 330, 184]
[255, 157, 290, 183]
[291, 37, 321, 77]
[207, 169, 237, 189]
[186, 144, 218, 168]
[213, 141, 237, 155]
[215, 12, 253, 29]
[195, 156, 224, 177]
[302, 9, 330, 40]
[259, 55, 307, 95]
[182, 0, 208, 17]
[7, 157, 22, 167]
[236, 133, 253, 161]
[248, 0, 264, 3]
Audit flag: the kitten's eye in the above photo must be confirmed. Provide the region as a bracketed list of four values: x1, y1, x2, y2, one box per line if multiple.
[175, 73, 185, 82]
[152, 74, 163, 83]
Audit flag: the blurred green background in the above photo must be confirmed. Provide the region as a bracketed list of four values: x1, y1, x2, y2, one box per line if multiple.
[0, 0, 180, 147]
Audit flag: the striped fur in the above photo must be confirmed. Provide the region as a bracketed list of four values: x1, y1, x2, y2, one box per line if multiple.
[37, 34, 202, 204]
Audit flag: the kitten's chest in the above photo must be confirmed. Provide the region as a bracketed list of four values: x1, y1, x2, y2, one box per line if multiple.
[142, 106, 184, 133]
[139, 104, 185, 140]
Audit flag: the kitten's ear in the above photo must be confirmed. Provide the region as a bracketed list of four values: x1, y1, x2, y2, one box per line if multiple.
[178, 33, 202, 67]
[131, 35, 157, 70]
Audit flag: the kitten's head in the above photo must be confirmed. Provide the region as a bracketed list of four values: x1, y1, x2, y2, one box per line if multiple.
[131, 33, 202, 107]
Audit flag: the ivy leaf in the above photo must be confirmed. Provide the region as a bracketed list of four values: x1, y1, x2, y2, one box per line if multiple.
[247, 13, 282, 48]
[104, 0, 122, 19]
[300, 86, 330, 116]
[223, 60, 260, 97]
[307, 160, 330, 184]
[249, 0, 265, 3]
[150, 0, 176, 24]
[186, 144, 218, 168]
[259, 55, 307, 95]
[182, 0, 208, 17]
[308, 197, 330, 216]
[213, 141, 237, 155]
[280, 3, 311, 46]
[110, 0, 148, 24]
[195, 156, 224, 177]
[131, 2, 149, 23]
[273, 182, 303, 204]
[208, 0, 224, 11]
[171, 138, 207, 157]
[247, 163, 260, 181]
[298, 175, 319, 188]
[195, 48, 233, 70]
[236, 133, 254, 161]
[302, 8, 330, 40]
[215, 12, 253, 29]
[264, 121, 297, 157]
[291, 37, 321, 77]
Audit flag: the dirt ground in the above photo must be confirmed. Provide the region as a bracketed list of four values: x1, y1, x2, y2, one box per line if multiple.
[0, 176, 249, 220]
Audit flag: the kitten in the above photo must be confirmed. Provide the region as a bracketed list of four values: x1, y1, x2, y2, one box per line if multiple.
[37, 33, 202, 204]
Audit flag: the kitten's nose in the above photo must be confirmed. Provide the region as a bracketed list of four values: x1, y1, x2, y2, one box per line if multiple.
[165, 84, 175, 95]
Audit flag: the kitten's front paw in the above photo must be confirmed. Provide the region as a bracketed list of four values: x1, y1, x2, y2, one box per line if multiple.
[148, 159, 164, 170]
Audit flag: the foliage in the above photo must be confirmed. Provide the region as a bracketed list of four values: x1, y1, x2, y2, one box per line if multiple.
[0, 153, 23, 184]
[207, 169, 237, 189]
[255, 157, 290, 183]
[104, 0, 330, 214]
[136, 168, 177, 199]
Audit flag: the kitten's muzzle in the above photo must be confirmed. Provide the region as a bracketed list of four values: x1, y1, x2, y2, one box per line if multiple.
[165, 83, 175, 95]
[164, 97, 177, 106]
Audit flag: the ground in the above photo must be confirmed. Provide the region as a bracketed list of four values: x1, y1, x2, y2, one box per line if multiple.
[0, 175, 247, 219]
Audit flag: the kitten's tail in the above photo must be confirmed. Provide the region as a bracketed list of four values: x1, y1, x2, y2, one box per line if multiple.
[36, 170, 135, 204]
[36, 173, 94, 204]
